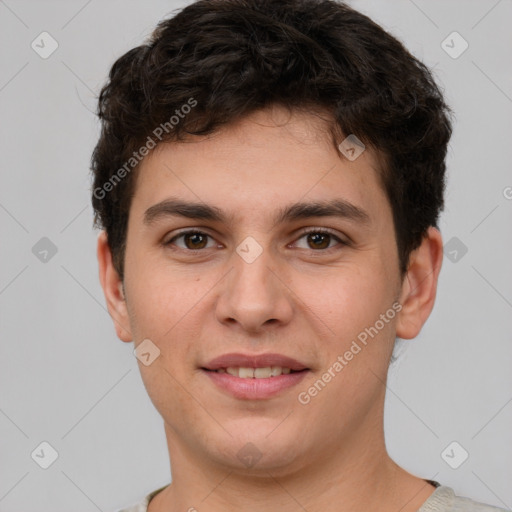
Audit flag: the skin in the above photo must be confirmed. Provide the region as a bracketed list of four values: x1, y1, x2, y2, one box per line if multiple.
[98, 105, 443, 512]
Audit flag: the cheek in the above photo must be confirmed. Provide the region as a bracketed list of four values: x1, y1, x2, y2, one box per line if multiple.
[124, 250, 203, 337]
[137, 354, 208, 444]
[302, 262, 394, 341]
[125, 263, 208, 418]
[294, 268, 397, 427]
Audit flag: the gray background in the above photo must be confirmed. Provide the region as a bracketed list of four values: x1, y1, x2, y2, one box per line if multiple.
[0, 1, 511, 511]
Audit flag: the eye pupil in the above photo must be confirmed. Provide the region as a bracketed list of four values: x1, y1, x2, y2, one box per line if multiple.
[308, 233, 330, 249]
[185, 233, 207, 249]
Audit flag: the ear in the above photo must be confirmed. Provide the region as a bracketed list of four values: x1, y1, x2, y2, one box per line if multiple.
[395, 226, 443, 339]
[97, 231, 133, 342]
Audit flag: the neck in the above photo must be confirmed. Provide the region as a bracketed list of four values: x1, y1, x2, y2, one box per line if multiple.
[148, 405, 436, 512]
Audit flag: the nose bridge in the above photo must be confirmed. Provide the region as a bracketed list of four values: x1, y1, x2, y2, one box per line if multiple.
[215, 235, 293, 331]
[231, 236, 278, 306]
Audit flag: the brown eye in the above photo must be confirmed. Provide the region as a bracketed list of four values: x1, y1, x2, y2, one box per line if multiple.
[183, 232, 208, 249]
[294, 229, 345, 251]
[166, 230, 216, 251]
[306, 232, 331, 250]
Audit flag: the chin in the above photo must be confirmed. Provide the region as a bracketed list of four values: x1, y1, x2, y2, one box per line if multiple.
[210, 427, 307, 474]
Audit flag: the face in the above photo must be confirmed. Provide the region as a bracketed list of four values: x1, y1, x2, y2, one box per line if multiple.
[100, 106, 427, 476]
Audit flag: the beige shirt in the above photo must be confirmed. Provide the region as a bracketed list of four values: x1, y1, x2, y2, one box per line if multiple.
[114, 481, 510, 512]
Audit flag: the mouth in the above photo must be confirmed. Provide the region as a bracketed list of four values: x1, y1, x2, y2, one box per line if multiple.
[201, 366, 307, 378]
[200, 366, 310, 400]
[200, 352, 311, 400]
[202, 352, 309, 372]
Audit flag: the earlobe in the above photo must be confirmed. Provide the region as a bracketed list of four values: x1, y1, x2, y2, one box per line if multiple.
[97, 231, 133, 342]
[395, 227, 443, 339]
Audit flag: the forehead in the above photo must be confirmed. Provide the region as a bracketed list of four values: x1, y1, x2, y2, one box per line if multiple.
[130, 107, 390, 227]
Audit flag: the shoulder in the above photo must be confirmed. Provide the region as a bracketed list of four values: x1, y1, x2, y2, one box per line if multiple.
[419, 485, 510, 512]
[113, 484, 169, 512]
[113, 498, 148, 512]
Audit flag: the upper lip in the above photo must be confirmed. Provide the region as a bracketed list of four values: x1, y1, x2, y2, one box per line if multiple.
[202, 353, 309, 371]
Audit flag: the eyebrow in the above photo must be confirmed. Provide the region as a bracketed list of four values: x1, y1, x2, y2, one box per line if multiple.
[143, 197, 371, 228]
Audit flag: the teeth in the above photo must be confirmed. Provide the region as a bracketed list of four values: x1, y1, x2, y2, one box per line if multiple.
[239, 367, 254, 378]
[219, 366, 293, 378]
[254, 367, 272, 378]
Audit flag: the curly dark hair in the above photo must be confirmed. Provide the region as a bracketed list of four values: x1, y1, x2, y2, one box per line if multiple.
[91, 0, 453, 281]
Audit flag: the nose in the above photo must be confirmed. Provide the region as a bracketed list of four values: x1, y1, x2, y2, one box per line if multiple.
[214, 242, 294, 335]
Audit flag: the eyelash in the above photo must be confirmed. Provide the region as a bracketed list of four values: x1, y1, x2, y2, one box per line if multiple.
[164, 228, 348, 253]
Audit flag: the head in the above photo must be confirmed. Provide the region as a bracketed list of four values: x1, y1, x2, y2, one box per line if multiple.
[93, 0, 452, 475]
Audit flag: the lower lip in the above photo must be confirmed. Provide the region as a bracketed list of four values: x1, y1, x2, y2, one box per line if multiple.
[201, 369, 309, 400]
